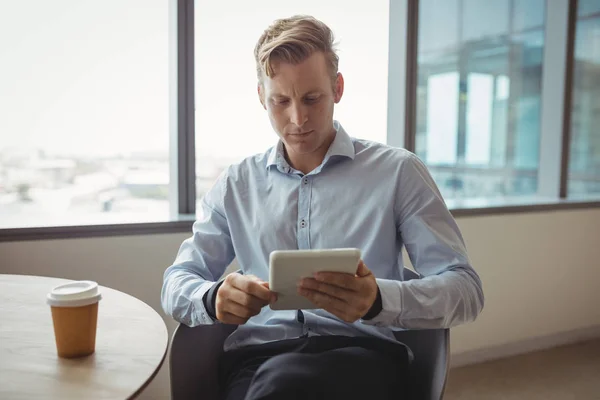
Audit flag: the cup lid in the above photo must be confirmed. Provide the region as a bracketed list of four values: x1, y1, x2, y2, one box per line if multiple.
[47, 280, 102, 307]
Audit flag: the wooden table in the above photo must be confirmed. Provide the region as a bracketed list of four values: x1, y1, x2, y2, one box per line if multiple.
[0, 274, 169, 399]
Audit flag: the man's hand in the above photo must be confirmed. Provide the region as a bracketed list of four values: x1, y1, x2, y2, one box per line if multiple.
[297, 260, 379, 323]
[215, 273, 276, 325]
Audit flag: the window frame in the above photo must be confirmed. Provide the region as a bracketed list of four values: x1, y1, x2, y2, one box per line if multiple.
[1, 0, 599, 243]
[402, 0, 600, 203]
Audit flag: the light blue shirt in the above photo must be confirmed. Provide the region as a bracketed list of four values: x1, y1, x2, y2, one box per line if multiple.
[162, 121, 484, 352]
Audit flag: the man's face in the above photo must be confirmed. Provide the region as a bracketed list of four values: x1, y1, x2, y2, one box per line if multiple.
[258, 52, 344, 158]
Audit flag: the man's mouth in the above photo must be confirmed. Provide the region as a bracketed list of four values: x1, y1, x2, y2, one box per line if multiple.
[289, 130, 314, 136]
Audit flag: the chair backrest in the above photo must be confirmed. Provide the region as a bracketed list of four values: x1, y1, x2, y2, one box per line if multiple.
[398, 269, 450, 399]
[170, 268, 450, 400]
[170, 323, 236, 400]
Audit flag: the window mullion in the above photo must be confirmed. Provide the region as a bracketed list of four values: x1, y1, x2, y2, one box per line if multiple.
[537, 0, 572, 198]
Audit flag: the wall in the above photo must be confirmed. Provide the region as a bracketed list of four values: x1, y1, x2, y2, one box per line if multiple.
[1, 208, 599, 399]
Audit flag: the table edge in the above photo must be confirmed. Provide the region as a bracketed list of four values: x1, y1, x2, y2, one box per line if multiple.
[128, 337, 170, 400]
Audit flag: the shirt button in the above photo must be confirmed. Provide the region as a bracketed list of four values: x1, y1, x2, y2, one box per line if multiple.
[303, 178, 308, 184]
[300, 219, 306, 228]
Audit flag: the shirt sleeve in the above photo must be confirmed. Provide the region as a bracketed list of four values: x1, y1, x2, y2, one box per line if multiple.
[161, 171, 235, 326]
[361, 153, 484, 329]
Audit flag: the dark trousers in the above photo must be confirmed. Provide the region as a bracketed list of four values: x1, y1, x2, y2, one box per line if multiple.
[219, 335, 413, 400]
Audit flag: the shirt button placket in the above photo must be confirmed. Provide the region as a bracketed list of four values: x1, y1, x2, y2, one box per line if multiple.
[297, 176, 311, 249]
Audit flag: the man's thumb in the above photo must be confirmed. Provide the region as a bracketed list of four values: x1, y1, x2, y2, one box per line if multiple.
[356, 260, 370, 277]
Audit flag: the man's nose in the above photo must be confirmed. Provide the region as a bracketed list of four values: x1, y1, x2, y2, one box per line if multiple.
[289, 103, 308, 127]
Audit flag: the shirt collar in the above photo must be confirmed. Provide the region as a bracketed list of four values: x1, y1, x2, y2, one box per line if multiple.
[323, 121, 356, 162]
[266, 121, 355, 170]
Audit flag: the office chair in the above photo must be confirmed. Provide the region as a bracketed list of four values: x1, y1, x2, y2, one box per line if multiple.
[169, 268, 450, 399]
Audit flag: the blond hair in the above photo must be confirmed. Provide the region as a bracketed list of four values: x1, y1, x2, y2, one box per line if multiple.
[254, 15, 339, 87]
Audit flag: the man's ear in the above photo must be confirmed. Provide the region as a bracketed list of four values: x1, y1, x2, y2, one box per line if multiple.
[257, 84, 266, 110]
[334, 72, 344, 104]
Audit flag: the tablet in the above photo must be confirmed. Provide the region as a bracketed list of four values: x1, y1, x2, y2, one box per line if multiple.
[268, 248, 361, 310]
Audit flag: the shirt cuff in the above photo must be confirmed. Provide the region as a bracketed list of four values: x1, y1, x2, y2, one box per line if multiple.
[362, 285, 383, 320]
[191, 281, 221, 325]
[202, 280, 224, 321]
[360, 278, 403, 327]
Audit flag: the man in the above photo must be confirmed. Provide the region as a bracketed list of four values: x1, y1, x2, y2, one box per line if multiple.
[162, 15, 484, 400]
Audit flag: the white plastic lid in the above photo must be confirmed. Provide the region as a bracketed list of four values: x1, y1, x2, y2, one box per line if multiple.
[46, 280, 102, 307]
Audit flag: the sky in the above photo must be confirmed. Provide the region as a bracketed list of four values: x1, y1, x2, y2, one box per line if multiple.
[3, 0, 591, 166]
[0, 0, 389, 160]
[0, 0, 170, 158]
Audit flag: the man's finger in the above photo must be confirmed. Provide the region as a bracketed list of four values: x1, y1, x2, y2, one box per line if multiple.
[219, 311, 249, 325]
[231, 274, 272, 302]
[223, 299, 260, 319]
[298, 287, 346, 309]
[298, 288, 355, 322]
[299, 278, 352, 303]
[260, 281, 278, 303]
[226, 287, 266, 311]
[313, 271, 357, 290]
[355, 260, 371, 277]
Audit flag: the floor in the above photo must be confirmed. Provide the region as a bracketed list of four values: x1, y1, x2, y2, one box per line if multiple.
[444, 339, 600, 400]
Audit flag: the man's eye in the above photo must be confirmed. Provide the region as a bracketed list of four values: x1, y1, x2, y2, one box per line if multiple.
[305, 97, 320, 104]
[275, 99, 289, 105]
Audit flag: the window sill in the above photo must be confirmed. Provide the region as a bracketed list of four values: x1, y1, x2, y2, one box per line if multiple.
[1, 197, 599, 242]
[0, 215, 196, 243]
[448, 196, 600, 217]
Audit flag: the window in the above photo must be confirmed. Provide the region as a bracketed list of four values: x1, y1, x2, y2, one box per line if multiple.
[415, 0, 546, 200]
[194, 0, 389, 203]
[568, 3, 600, 196]
[0, 0, 171, 229]
[578, 0, 600, 18]
[2, 0, 600, 238]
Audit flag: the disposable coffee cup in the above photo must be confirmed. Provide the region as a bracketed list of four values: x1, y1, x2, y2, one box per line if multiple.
[46, 280, 102, 358]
